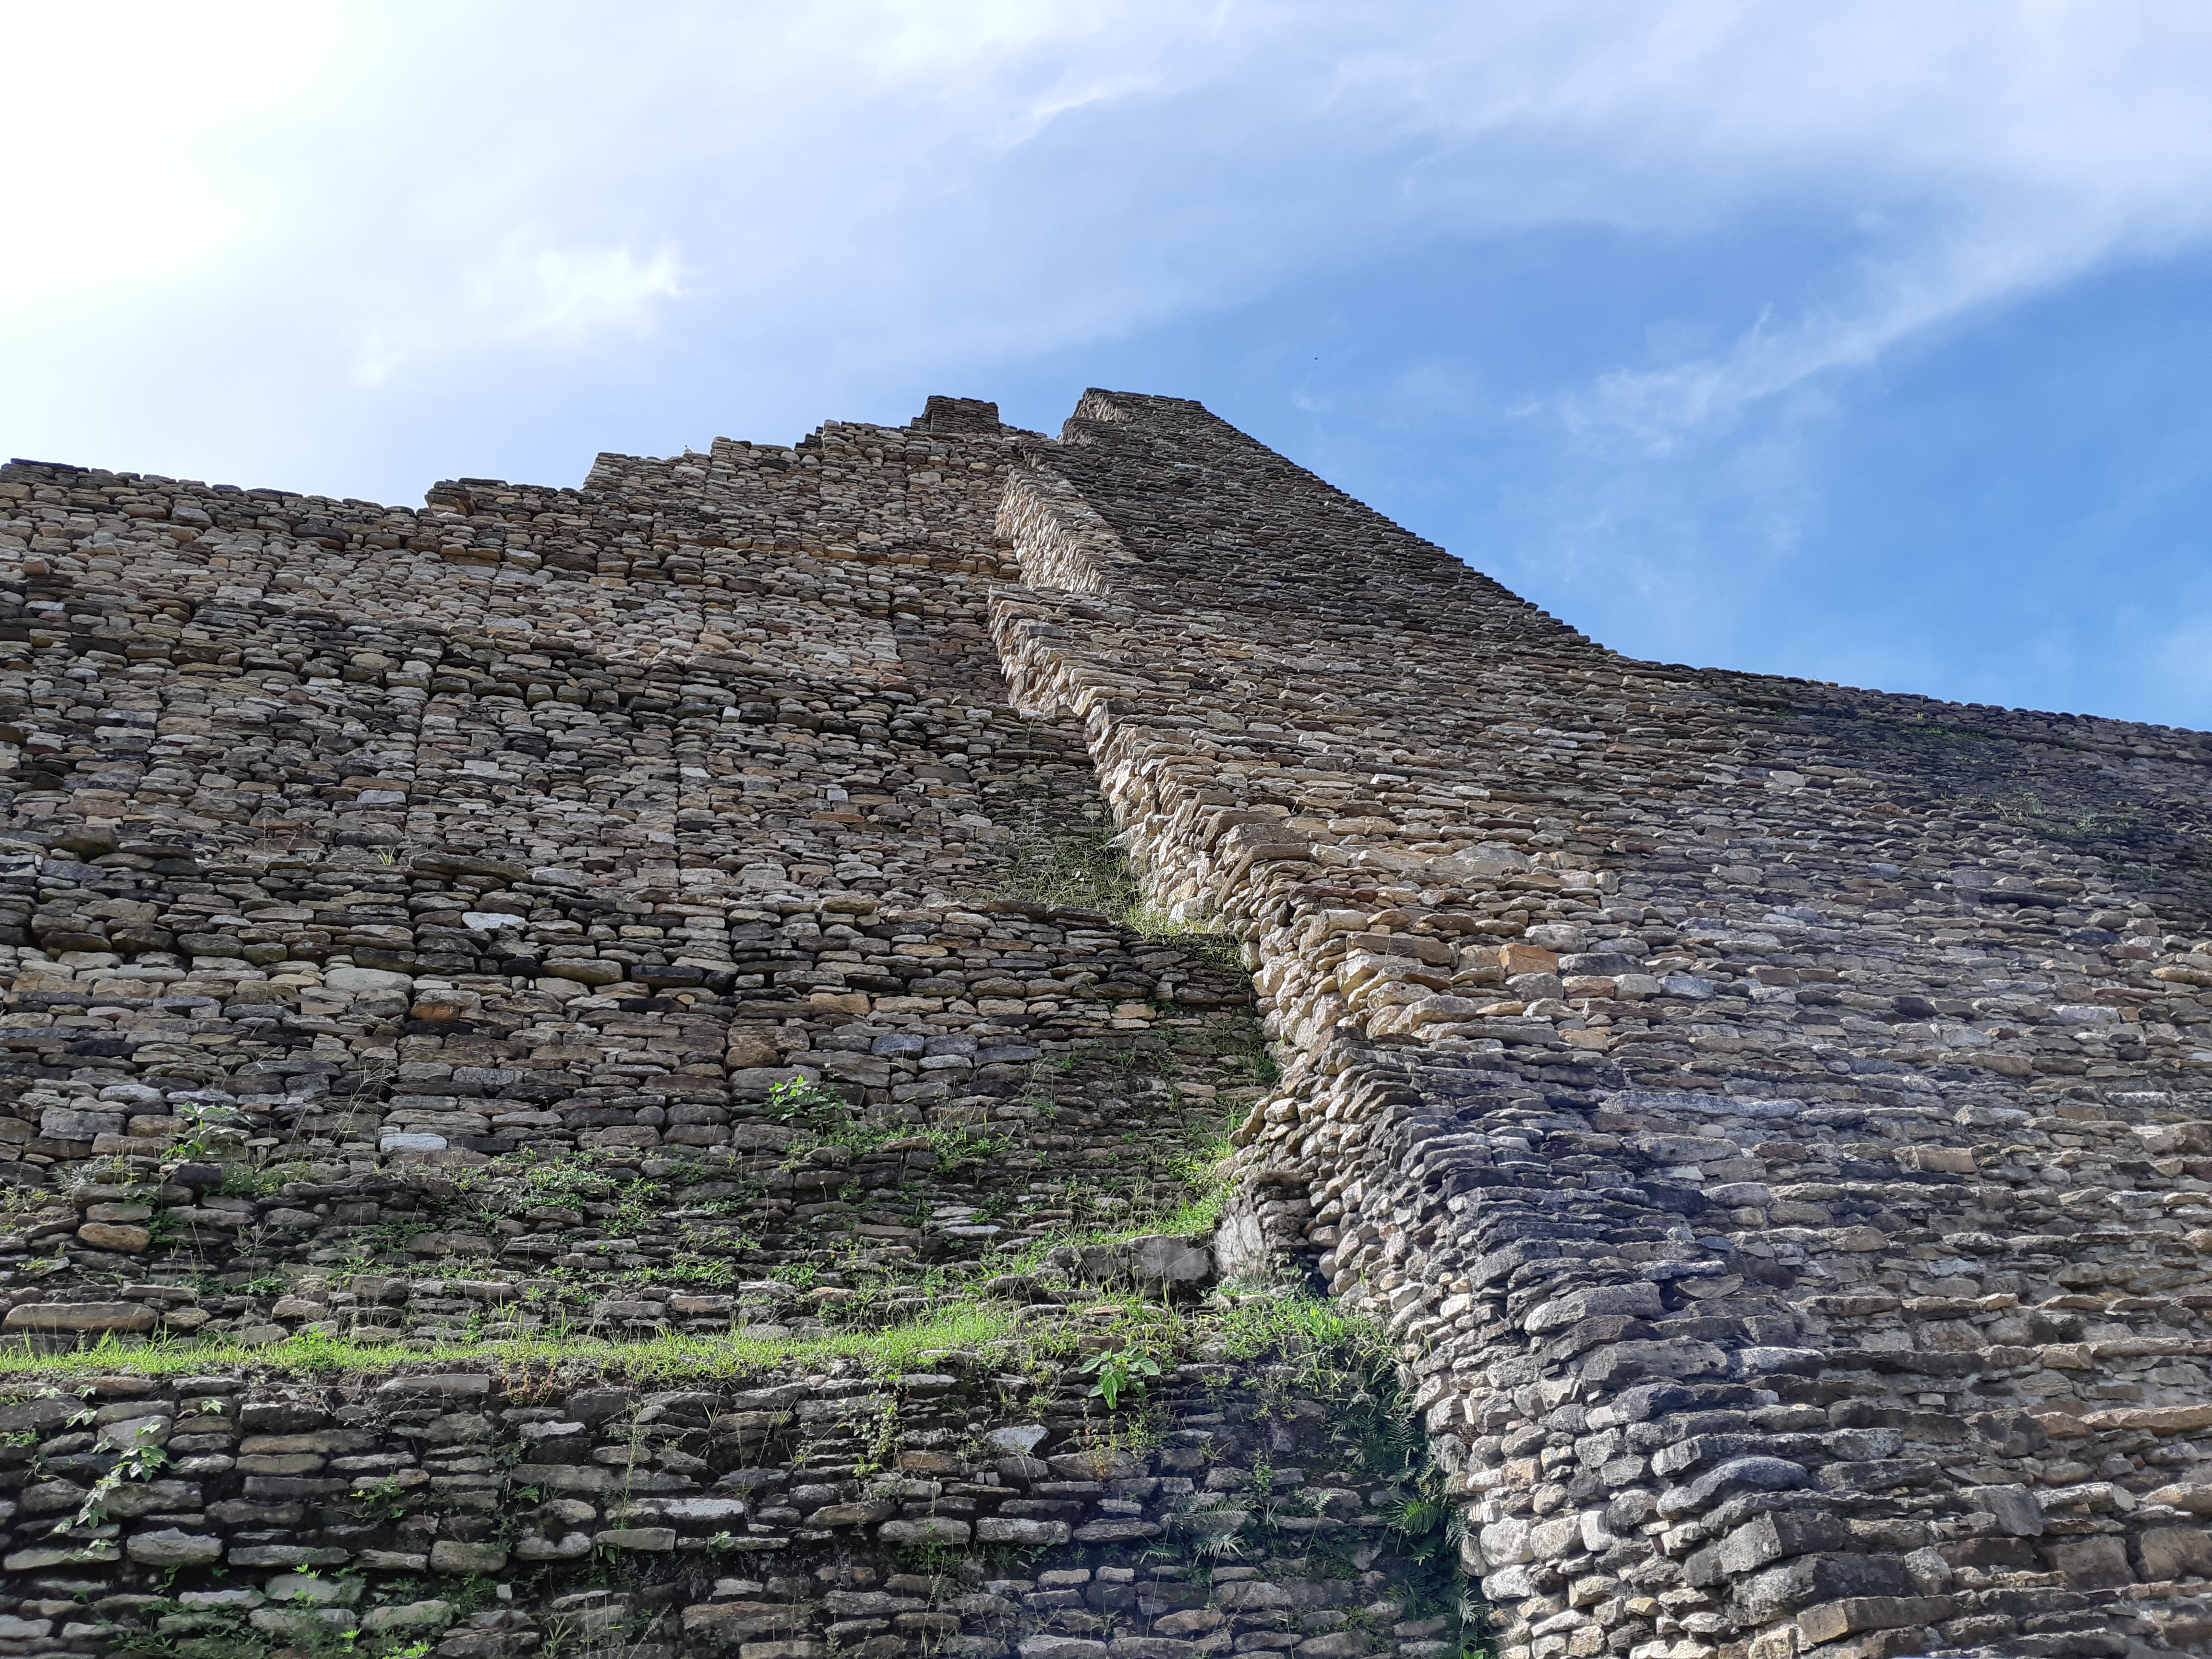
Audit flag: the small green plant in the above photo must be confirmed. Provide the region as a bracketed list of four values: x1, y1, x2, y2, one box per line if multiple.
[1079, 1347, 1161, 1411]
[994, 812, 1248, 968]
[166, 1094, 254, 1164]
[217, 1163, 283, 1199]
[763, 1075, 849, 1125]
[349, 1472, 422, 1523]
[853, 1397, 902, 1478]
[926, 1125, 992, 1177]
[1148, 1489, 1253, 1566]
[73, 1427, 172, 1528]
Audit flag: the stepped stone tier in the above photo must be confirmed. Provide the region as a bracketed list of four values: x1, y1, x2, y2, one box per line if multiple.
[0, 392, 2211, 1659]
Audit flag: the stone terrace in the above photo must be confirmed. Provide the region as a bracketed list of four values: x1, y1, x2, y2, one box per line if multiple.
[2, 390, 2212, 1659]
[993, 391, 2212, 1659]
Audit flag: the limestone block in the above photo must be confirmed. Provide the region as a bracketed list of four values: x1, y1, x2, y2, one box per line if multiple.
[39, 1107, 122, 1141]
[325, 966, 413, 994]
[594, 1527, 675, 1551]
[361, 1601, 455, 1633]
[878, 1517, 970, 1545]
[428, 1540, 509, 1572]
[978, 1516, 1071, 1545]
[126, 1529, 222, 1566]
[3, 1301, 157, 1333]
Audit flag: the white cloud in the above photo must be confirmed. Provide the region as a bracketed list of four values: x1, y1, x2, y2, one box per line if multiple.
[12, 0, 2212, 503]
[495, 242, 684, 338]
[1343, 4, 2212, 443]
[351, 240, 683, 385]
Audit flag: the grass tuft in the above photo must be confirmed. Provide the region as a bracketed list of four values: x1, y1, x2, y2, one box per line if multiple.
[0, 1301, 1022, 1389]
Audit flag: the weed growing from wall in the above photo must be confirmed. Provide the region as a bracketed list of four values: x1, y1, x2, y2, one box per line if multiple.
[995, 813, 1246, 970]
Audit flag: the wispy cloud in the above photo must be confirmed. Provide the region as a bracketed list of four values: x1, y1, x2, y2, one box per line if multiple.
[11, 0, 2212, 723]
[1559, 203, 2178, 447]
[23, 2, 2212, 414]
[1349, 5, 2212, 445]
[486, 243, 685, 338]
[351, 241, 684, 386]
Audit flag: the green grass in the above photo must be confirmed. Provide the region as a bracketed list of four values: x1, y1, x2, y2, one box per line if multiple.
[0, 1288, 1389, 1396]
[2, 1285, 1490, 1649]
[995, 820, 1247, 971]
[1216, 1286, 1389, 1368]
[997, 1178, 1230, 1275]
[0, 1300, 1026, 1389]
[1145, 1190, 1226, 1237]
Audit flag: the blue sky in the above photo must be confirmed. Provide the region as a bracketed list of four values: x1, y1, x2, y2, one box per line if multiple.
[9, 1, 2212, 728]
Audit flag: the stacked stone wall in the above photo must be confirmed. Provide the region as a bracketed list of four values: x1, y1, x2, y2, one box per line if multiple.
[0, 1322, 1467, 1659]
[6, 387, 2212, 1659]
[0, 398, 1351, 1659]
[990, 392, 2212, 1659]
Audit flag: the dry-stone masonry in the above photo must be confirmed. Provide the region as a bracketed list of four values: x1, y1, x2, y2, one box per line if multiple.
[3, 390, 2212, 1659]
